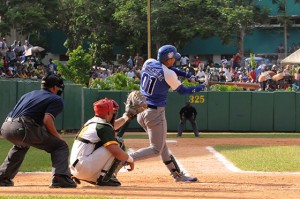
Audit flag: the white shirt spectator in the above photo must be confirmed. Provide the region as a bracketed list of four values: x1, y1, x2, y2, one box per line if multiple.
[180, 56, 189, 66]
[224, 70, 234, 82]
[127, 70, 135, 79]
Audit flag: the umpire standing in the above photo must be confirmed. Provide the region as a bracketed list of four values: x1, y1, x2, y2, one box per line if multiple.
[0, 74, 76, 188]
[177, 102, 199, 137]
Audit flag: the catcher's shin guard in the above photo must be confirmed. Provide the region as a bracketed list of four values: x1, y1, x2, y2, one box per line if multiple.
[164, 155, 198, 182]
[96, 158, 122, 186]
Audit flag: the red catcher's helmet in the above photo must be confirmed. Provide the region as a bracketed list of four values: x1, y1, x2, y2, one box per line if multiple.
[93, 98, 119, 118]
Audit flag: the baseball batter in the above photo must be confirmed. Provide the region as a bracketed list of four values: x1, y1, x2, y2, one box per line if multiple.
[69, 98, 134, 186]
[128, 45, 206, 182]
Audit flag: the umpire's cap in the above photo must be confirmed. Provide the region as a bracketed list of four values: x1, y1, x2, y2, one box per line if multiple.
[41, 74, 64, 90]
[157, 45, 181, 63]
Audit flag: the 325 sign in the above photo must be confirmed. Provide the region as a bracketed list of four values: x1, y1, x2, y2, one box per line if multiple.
[189, 95, 205, 104]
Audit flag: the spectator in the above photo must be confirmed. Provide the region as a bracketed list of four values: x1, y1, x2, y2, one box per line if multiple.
[23, 40, 32, 52]
[193, 56, 201, 68]
[295, 68, 300, 81]
[127, 56, 134, 68]
[0, 38, 8, 56]
[224, 67, 234, 82]
[180, 55, 189, 68]
[48, 59, 57, 74]
[15, 41, 24, 56]
[221, 56, 228, 66]
[232, 53, 241, 69]
[177, 102, 199, 137]
[196, 67, 205, 83]
[271, 65, 277, 74]
[249, 68, 257, 83]
[219, 69, 226, 82]
[134, 53, 143, 67]
[210, 67, 219, 82]
[5, 46, 17, 65]
[127, 68, 135, 79]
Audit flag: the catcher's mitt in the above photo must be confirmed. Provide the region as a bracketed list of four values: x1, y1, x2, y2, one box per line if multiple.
[124, 90, 147, 118]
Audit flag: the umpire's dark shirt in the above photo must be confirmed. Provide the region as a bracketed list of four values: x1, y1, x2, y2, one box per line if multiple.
[180, 106, 197, 118]
[8, 89, 64, 125]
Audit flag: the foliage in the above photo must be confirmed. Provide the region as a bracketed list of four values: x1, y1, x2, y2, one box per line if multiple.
[0, 0, 59, 39]
[54, 0, 119, 65]
[57, 46, 92, 86]
[89, 73, 140, 91]
[209, 84, 244, 91]
[249, 53, 257, 68]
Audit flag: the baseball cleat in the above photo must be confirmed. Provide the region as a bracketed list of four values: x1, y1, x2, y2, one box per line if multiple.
[96, 178, 121, 186]
[174, 172, 198, 182]
[0, 178, 14, 186]
[49, 175, 77, 188]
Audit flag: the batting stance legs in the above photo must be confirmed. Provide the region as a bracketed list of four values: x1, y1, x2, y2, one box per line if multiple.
[130, 107, 197, 182]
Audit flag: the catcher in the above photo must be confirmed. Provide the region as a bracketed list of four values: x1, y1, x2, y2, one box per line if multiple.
[69, 96, 145, 186]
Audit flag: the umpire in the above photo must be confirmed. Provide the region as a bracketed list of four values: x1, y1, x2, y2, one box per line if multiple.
[0, 74, 76, 188]
[177, 102, 199, 137]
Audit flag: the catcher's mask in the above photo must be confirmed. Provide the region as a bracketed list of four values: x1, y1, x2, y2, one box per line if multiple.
[41, 74, 64, 96]
[93, 98, 119, 124]
[157, 45, 181, 63]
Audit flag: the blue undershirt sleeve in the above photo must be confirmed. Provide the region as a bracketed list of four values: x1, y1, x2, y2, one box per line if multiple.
[170, 67, 193, 79]
[175, 84, 206, 95]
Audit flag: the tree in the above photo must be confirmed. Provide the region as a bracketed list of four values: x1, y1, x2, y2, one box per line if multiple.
[207, 0, 269, 55]
[57, 45, 92, 87]
[272, 0, 300, 57]
[0, 0, 59, 40]
[113, 0, 269, 57]
[54, 0, 119, 65]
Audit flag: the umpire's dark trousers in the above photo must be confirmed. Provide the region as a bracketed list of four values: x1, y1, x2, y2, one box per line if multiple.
[0, 116, 70, 180]
[177, 117, 199, 137]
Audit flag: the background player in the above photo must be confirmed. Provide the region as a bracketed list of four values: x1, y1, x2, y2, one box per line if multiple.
[128, 45, 206, 182]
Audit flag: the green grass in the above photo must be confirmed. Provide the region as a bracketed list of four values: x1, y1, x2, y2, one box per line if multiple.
[214, 145, 300, 172]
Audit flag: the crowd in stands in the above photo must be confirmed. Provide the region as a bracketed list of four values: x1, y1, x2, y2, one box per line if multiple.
[0, 38, 57, 80]
[182, 53, 299, 91]
[1, 37, 298, 91]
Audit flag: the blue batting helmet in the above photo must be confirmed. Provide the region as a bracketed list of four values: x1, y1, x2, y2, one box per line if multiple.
[157, 45, 181, 63]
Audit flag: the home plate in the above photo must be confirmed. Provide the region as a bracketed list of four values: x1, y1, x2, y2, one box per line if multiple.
[166, 140, 177, 144]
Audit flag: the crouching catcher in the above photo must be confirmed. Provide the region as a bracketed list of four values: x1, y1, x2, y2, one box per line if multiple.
[69, 98, 134, 186]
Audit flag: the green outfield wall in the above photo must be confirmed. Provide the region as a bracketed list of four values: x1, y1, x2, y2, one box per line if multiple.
[0, 80, 299, 132]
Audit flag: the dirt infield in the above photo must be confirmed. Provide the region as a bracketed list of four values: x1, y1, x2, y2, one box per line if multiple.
[1, 137, 300, 199]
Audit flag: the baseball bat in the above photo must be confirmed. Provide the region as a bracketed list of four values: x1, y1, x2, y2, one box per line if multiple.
[207, 81, 260, 90]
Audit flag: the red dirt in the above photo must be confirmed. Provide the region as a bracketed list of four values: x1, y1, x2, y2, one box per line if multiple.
[1, 137, 300, 199]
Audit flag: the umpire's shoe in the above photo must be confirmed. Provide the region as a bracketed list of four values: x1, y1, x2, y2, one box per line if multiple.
[0, 178, 14, 186]
[49, 174, 77, 188]
[96, 175, 121, 187]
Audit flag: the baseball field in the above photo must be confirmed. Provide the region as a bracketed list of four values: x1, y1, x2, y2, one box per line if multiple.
[1, 133, 300, 199]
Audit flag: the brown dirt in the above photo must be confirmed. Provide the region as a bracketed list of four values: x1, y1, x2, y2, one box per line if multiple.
[1, 137, 300, 199]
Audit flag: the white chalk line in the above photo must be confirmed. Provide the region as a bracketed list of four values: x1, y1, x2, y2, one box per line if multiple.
[206, 146, 300, 175]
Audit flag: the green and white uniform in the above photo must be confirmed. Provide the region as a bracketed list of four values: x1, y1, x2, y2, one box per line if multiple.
[70, 116, 118, 183]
